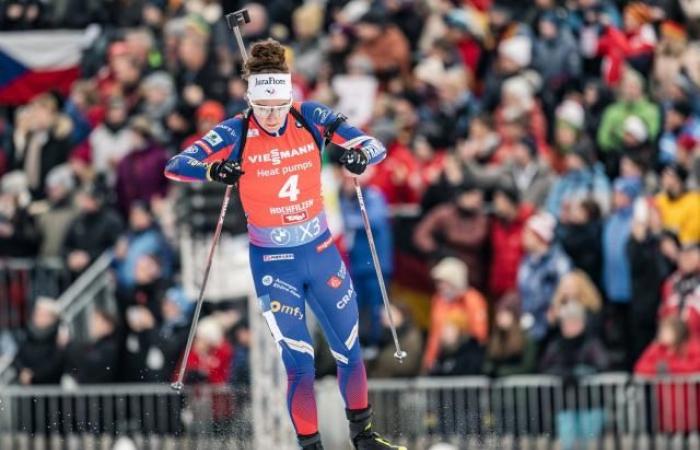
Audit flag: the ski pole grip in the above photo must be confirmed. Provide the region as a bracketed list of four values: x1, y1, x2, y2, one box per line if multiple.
[226, 9, 250, 30]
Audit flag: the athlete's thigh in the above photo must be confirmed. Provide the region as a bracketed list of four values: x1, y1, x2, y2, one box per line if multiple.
[249, 246, 314, 364]
[304, 240, 360, 357]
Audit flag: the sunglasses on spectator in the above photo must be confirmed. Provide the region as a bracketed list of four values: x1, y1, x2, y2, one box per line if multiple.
[248, 100, 292, 118]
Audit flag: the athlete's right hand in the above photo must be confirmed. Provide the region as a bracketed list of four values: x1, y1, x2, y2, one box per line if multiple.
[207, 160, 244, 185]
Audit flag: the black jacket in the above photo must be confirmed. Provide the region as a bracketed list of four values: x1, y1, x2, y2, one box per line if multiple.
[65, 333, 121, 384]
[62, 208, 123, 261]
[13, 324, 64, 384]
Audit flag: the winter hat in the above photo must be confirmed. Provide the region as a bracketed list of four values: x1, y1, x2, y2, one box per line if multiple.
[499, 35, 532, 68]
[624, 2, 653, 25]
[494, 180, 520, 204]
[357, 9, 386, 27]
[45, 164, 75, 192]
[141, 71, 174, 95]
[196, 100, 225, 123]
[165, 286, 194, 316]
[622, 115, 649, 142]
[555, 99, 585, 130]
[196, 316, 224, 346]
[526, 212, 557, 244]
[431, 257, 469, 292]
[661, 20, 687, 43]
[1, 170, 29, 195]
[613, 176, 642, 200]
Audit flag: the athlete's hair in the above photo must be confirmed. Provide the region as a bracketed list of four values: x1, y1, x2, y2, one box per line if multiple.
[244, 39, 289, 77]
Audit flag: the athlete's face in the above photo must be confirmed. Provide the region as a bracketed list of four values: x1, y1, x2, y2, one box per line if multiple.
[250, 98, 292, 133]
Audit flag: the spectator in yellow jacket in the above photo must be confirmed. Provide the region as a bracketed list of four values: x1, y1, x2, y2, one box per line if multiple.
[654, 163, 700, 245]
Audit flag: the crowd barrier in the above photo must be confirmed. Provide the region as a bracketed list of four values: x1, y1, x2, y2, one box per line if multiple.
[4, 374, 700, 449]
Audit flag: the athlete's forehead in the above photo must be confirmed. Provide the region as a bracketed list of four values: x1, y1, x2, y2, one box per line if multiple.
[251, 99, 290, 107]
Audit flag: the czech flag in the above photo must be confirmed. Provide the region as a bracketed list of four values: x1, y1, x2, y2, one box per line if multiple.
[0, 30, 88, 105]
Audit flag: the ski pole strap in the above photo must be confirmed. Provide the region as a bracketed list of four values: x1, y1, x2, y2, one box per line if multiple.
[323, 113, 347, 146]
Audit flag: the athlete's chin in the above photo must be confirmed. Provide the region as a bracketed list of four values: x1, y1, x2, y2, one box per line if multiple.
[261, 122, 282, 133]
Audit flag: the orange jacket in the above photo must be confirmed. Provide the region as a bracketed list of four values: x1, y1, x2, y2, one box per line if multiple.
[423, 289, 489, 370]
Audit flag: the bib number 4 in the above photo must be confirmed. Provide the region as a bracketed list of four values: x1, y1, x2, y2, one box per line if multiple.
[278, 175, 300, 202]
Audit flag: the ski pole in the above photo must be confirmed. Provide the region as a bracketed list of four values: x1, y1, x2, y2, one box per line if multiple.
[172, 8, 251, 392]
[352, 178, 407, 363]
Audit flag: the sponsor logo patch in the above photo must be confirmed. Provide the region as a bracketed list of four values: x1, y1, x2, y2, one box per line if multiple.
[336, 283, 355, 309]
[262, 275, 274, 286]
[247, 129, 259, 138]
[270, 228, 292, 246]
[316, 236, 334, 253]
[270, 300, 303, 320]
[283, 212, 308, 224]
[203, 130, 223, 147]
[263, 254, 295, 262]
[327, 276, 342, 289]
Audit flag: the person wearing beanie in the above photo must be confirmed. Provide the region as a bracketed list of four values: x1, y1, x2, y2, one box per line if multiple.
[659, 100, 700, 166]
[115, 114, 169, 217]
[602, 176, 642, 367]
[181, 100, 227, 150]
[35, 164, 79, 258]
[12, 297, 65, 386]
[532, 13, 582, 107]
[545, 137, 612, 219]
[552, 99, 586, 173]
[414, 183, 490, 291]
[489, 181, 535, 298]
[483, 291, 538, 377]
[422, 257, 488, 372]
[597, 68, 661, 172]
[654, 163, 700, 245]
[62, 182, 123, 275]
[88, 96, 134, 186]
[659, 243, 700, 339]
[518, 212, 572, 342]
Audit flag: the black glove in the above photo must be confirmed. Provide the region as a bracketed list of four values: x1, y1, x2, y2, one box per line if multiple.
[339, 148, 369, 175]
[207, 160, 244, 185]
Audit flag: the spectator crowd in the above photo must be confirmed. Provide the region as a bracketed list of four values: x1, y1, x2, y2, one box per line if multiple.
[1, 0, 700, 402]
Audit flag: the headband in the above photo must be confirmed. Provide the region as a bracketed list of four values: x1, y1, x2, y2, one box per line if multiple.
[247, 73, 292, 102]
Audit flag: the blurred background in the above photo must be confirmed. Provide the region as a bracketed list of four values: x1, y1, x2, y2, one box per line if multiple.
[0, 0, 700, 449]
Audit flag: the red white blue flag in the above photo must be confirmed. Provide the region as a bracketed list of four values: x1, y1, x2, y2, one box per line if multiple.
[0, 31, 87, 105]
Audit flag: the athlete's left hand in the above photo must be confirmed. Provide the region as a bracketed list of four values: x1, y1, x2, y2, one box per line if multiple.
[339, 148, 369, 175]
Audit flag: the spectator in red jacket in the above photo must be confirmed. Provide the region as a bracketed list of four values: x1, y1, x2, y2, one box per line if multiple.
[659, 243, 700, 337]
[182, 316, 233, 385]
[489, 182, 534, 299]
[635, 316, 700, 433]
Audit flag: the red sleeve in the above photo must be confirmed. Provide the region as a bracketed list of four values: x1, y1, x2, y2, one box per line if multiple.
[634, 342, 665, 375]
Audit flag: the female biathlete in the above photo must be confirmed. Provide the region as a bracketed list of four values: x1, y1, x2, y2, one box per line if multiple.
[164, 39, 406, 450]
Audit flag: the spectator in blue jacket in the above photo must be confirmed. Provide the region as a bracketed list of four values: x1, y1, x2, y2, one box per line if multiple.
[338, 173, 393, 347]
[114, 200, 173, 290]
[518, 212, 572, 342]
[545, 138, 612, 219]
[602, 176, 642, 368]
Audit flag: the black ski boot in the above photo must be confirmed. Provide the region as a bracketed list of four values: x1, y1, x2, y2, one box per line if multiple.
[298, 432, 324, 449]
[347, 407, 407, 450]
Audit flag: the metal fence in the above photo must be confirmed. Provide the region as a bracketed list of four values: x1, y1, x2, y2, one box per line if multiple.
[0, 384, 252, 450]
[4, 375, 700, 449]
[0, 258, 71, 331]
